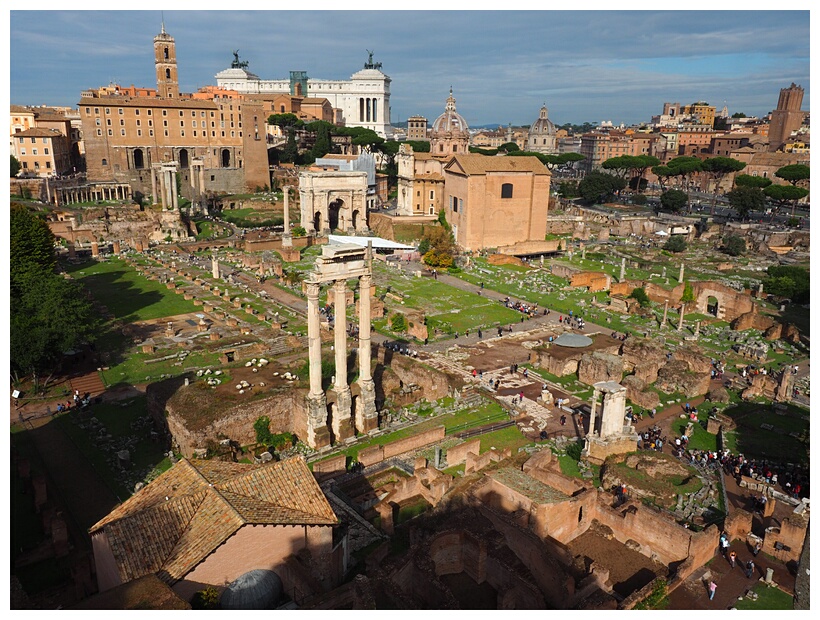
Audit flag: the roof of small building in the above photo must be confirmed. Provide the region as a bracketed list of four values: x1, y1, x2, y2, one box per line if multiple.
[13, 127, 62, 138]
[446, 153, 550, 176]
[553, 333, 594, 348]
[90, 457, 337, 586]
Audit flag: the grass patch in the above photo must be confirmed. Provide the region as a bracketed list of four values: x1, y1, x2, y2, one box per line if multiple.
[65, 257, 199, 322]
[478, 425, 530, 454]
[734, 583, 794, 610]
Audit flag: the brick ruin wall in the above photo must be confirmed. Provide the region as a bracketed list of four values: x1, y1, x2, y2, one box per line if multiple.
[445, 438, 481, 466]
[159, 387, 306, 458]
[357, 426, 446, 467]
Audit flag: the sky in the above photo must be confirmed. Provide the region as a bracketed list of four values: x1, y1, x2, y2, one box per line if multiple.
[7, 7, 812, 128]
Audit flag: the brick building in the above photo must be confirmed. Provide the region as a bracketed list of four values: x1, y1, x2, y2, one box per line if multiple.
[79, 24, 269, 198]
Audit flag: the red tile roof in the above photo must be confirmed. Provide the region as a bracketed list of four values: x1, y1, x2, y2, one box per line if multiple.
[91, 457, 337, 585]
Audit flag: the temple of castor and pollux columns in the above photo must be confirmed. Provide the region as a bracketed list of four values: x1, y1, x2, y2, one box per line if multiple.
[304, 242, 378, 448]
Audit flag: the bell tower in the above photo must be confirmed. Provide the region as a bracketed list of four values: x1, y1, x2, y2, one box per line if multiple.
[154, 21, 179, 99]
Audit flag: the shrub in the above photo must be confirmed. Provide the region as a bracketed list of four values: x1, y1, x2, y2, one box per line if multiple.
[291, 225, 306, 237]
[254, 416, 273, 445]
[663, 235, 687, 253]
[390, 313, 407, 332]
[722, 235, 746, 256]
[630, 287, 651, 307]
[191, 586, 220, 609]
[566, 440, 583, 461]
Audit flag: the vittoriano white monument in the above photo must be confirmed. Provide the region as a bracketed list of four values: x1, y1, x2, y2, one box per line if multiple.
[305, 243, 378, 448]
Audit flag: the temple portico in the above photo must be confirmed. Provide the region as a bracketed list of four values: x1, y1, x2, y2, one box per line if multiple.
[304, 243, 378, 448]
[583, 381, 639, 464]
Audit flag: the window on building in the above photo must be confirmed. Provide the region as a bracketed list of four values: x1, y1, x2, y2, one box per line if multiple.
[20, 148, 25, 155]
[429, 190, 434, 200]
[121, 129, 126, 136]
[120, 119, 125, 126]
[94, 107, 99, 115]
[135, 109, 140, 115]
[102, 158, 108, 166]
[46, 162, 51, 169]
[147, 109, 152, 116]
[32, 148, 38, 155]
[164, 130, 169, 137]
[165, 68, 171, 79]
[85, 107, 90, 114]
[137, 130, 142, 137]
[22, 162, 28, 169]
[105, 108, 110, 114]
[163, 120, 168, 127]
[193, 131, 197, 137]
[96, 129, 102, 136]
[162, 110, 167, 116]
[501, 183, 514, 199]
[118, 108, 123, 115]
[180, 121, 184, 127]
[179, 110, 184, 117]
[149, 130, 154, 137]
[30, 137, 36, 143]
[106, 118, 111, 126]
[108, 129, 113, 136]
[44, 148, 49, 155]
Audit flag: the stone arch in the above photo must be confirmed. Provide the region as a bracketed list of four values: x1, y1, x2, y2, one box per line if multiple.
[313, 211, 322, 232]
[707, 296, 719, 317]
[351, 208, 361, 230]
[221, 149, 231, 168]
[178, 148, 189, 169]
[133, 148, 145, 169]
[328, 197, 345, 231]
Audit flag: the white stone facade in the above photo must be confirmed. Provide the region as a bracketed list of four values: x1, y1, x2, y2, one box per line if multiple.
[215, 64, 392, 138]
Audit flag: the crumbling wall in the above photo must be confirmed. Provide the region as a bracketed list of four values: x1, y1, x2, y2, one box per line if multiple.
[577, 351, 623, 386]
[357, 426, 446, 466]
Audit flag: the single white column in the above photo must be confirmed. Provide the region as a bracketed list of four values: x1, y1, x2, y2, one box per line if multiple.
[679, 263, 685, 282]
[661, 299, 669, 329]
[306, 282, 323, 397]
[333, 279, 348, 391]
[358, 274, 372, 382]
[620, 257, 626, 281]
[589, 388, 600, 437]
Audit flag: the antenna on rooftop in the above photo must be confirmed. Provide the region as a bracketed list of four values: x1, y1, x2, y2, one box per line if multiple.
[161, 11, 166, 34]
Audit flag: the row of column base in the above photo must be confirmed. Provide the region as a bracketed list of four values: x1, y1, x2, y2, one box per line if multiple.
[305, 380, 378, 449]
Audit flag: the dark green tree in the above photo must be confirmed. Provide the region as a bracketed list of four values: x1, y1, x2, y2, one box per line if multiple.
[307, 121, 333, 160]
[629, 287, 651, 307]
[282, 128, 299, 164]
[11, 154, 21, 177]
[734, 174, 772, 189]
[660, 189, 688, 213]
[404, 140, 430, 153]
[763, 265, 809, 303]
[665, 156, 703, 210]
[497, 141, 521, 153]
[578, 171, 626, 204]
[557, 180, 579, 199]
[267, 113, 303, 128]
[774, 164, 810, 187]
[651, 164, 673, 192]
[721, 234, 746, 256]
[701, 157, 746, 213]
[663, 235, 687, 253]
[764, 184, 810, 217]
[726, 185, 765, 220]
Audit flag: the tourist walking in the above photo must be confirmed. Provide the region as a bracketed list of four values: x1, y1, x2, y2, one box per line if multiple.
[729, 550, 737, 568]
[746, 559, 755, 579]
[708, 580, 717, 601]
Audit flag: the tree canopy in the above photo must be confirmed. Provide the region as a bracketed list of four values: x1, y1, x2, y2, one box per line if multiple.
[763, 265, 809, 303]
[774, 164, 810, 186]
[701, 157, 746, 213]
[10, 204, 99, 389]
[577, 171, 626, 204]
[726, 185, 765, 220]
[734, 174, 772, 189]
[11, 154, 21, 177]
[764, 184, 809, 216]
[663, 235, 687, 253]
[721, 234, 746, 256]
[659, 189, 688, 213]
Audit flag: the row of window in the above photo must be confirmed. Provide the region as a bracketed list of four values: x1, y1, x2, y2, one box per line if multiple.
[94, 117, 239, 130]
[85, 107, 235, 117]
[17, 148, 50, 156]
[20, 161, 51, 169]
[17, 136, 50, 144]
[94, 128, 241, 139]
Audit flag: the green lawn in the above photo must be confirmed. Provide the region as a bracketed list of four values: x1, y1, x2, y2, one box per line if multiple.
[65, 258, 199, 322]
[734, 583, 794, 610]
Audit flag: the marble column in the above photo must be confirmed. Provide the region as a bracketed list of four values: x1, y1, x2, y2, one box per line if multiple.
[679, 263, 685, 282]
[305, 281, 330, 448]
[158, 169, 168, 210]
[282, 186, 292, 247]
[356, 272, 378, 432]
[694, 320, 700, 337]
[661, 299, 669, 329]
[211, 256, 219, 279]
[331, 279, 353, 440]
[589, 387, 600, 437]
[620, 257, 626, 281]
[678, 303, 685, 331]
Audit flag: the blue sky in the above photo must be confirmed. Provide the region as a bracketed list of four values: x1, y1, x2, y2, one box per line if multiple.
[8, 9, 811, 127]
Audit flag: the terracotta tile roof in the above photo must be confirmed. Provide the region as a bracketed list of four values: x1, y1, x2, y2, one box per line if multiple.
[13, 127, 62, 138]
[90, 457, 337, 585]
[446, 154, 550, 176]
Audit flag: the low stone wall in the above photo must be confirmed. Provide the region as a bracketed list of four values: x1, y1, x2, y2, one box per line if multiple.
[358, 426, 446, 467]
[445, 438, 481, 466]
[313, 454, 347, 478]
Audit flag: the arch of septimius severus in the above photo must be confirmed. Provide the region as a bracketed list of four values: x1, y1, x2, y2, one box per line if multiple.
[304, 243, 378, 448]
[299, 170, 369, 235]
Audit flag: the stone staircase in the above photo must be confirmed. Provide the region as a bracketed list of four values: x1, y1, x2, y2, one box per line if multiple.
[69, 371, 106, 398]
[455, 387, 484, 410]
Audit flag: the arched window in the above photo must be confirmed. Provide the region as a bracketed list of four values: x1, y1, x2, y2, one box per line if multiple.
[133, 149, 144, 169]
[101, 158, 108, 166]
[221, 149, 231, 168]
[165, 68, 171, 79]
[501, 183, 513, 199]
[179, 149, 189, 169]
[164, 47, 169, 60]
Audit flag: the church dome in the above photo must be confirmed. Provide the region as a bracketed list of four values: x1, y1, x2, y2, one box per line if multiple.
[530, 104, 555, 136]
[432, 89, 469, 134]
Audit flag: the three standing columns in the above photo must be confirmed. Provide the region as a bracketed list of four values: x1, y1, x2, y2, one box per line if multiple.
[305, 274, 378, 448]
